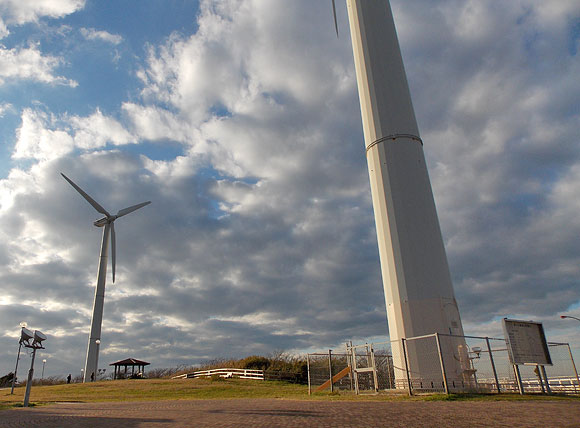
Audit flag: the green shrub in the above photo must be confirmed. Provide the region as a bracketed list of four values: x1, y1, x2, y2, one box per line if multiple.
[240, 356, 271, 370]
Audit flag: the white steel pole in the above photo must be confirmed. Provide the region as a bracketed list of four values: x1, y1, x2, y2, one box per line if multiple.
[10, 342, 22, 394]
[328, 349, 334, 393]
[84, 223, 110, 382]
[346, 0, 467, 385]
[23, 348, 37, 407]
[306, 354, 311, 395]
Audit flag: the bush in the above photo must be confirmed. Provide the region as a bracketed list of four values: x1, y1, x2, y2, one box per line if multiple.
[0, 372, 14, 388]
[239, 356, 271, 370]
[166, 351, 309, 384]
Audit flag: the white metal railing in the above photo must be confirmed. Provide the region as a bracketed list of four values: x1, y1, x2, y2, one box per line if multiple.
[521, 376, 579, 393]
[308, 336, 579, 396]
[172, 368, 264, 380]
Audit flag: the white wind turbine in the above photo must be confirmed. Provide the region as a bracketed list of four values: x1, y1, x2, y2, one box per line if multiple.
[62, 173, 150, 382]
[330, 0, 468, 386]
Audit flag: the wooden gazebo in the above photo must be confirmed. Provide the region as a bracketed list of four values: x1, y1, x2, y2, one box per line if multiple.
[110, 358, 150, 379]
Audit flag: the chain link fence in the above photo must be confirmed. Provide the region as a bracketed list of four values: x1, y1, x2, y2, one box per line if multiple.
[307, 335, 579, 395]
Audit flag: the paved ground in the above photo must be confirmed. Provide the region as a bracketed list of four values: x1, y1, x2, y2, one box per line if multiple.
[1, 398, 579, 427]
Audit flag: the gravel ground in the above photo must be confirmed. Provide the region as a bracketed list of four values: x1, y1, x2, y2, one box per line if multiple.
[1, 398, 579, 427]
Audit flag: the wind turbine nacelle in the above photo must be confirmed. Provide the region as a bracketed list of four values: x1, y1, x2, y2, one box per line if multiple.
[94, 217, 109, 227]
[20, 327, 34, 344]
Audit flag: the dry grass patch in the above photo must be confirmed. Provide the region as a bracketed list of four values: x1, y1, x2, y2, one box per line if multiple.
[1, 378, 577, 410]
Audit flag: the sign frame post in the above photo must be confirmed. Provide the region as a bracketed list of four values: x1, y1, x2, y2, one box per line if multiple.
[502, 318, 552, 395]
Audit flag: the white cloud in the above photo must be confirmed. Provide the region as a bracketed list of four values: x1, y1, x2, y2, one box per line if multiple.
[122, 103, 192, 143]
[12, 108, 74, 160]
[12, 108, 138, 161]
[80, 27, 122, 45]
[0, 102, 12, 116]
[70, 108, 135, 148]
[0, 44, 78, 86]
[1, 0, 580, 376]
[0, 0, 85, 29]
[0, 18, 8, 38]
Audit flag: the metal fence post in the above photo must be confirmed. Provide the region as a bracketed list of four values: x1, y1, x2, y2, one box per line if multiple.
[328, 349, 333, 393]
[306, 353, 311, 396]
[346, 342, 354, 392]
[567, 344, 580, 394]
[485, 337, 501, 394]
[387, 354, 394, 389]
[352, 345, 360, 395]
[401, 338, 413, 396]
[435, 333, 449, 394]
[370, 344, 379, 392]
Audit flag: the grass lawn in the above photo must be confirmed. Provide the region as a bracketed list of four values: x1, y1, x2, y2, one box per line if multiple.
[1, 378, 578, 410]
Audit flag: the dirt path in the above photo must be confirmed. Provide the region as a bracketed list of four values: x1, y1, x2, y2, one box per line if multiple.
[1, 398, 579, 427]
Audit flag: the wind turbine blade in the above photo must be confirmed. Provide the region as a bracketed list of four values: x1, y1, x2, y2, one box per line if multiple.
[116, 201, 151, 218]
[111, 222, 116, 283]
[61, 173, 111, 217]
[332, 0, 339, 37]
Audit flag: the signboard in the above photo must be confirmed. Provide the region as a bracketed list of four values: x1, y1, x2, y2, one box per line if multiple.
[502, 318, 552, 365]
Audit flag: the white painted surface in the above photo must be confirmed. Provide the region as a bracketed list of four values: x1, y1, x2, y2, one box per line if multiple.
[346, 0, 466, 383]
[83, 223, 109, 382]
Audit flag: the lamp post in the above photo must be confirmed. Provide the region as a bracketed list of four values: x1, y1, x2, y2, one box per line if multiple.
[11, 323, 32, 395]
[561, 315, 580, 323]
[41, 359, 47, 384]
[23, 330, 47, 407]
[91, 339, 101, 382]
[10, 342, 22, 395]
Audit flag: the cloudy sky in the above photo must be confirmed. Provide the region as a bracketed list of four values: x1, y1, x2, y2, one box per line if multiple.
[0, 0, 579, 379]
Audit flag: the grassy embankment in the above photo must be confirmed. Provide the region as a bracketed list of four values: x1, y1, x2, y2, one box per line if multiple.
[1, 377, 578, 410]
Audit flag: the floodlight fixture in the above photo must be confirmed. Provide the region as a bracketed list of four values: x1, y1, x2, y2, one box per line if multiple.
[471, 347, 481, 359]
[22, 328, 47, 407]
[20, 327, 34, 345]
[12, 326, 33, 394]
[32, 330, 47, 348]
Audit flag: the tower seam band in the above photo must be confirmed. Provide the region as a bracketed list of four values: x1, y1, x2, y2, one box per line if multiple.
[366, 134, 423, 154]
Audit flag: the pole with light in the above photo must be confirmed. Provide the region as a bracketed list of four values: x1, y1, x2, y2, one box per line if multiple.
[560, 315, 580, 392]
[41, 359, 47, 384]
[23, 330, 47, 407]
[11, 323, 32, 395]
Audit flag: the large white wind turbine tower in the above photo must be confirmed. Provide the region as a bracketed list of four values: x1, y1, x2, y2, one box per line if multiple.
[333, 0, 469, 386]
[62, 173, 150, 383]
